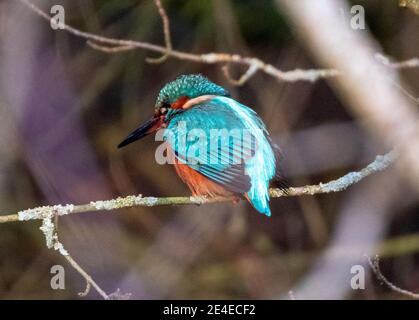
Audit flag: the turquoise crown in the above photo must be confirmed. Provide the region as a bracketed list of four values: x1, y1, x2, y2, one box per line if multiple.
[155, 74, 229, 108]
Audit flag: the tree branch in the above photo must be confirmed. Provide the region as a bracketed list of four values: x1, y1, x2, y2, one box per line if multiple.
[145, 0, 173, 63]
[0, 152, 395, 299]
[17, 0, 417, 85]
[376, 53, 419, 69]
[0, 152, 395, 224]
[9, 0, 413, 299]
[277, 0, 419, 197]
[367, 255, 419, 299]
[36, 205, 111, 299]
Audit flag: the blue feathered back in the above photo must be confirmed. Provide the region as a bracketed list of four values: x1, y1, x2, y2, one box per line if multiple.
[164, 96, 276, 216]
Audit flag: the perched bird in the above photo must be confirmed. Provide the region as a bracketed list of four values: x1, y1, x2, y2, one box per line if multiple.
[118, 74, 282, 216]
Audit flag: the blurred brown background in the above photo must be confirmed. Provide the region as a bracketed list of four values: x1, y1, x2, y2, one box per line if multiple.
[0, 0, 418, 299]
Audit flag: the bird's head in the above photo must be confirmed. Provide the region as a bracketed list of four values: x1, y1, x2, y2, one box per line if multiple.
[118, 74, 229, 148]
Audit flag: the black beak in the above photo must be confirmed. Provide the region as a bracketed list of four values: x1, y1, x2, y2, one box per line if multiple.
[117, 116, 161, 148]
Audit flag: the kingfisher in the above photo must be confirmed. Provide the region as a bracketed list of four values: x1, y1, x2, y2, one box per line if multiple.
[118, 74, 281, 216]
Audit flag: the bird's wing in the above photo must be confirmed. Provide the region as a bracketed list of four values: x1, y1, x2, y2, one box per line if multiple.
[164, 101, 256, 194]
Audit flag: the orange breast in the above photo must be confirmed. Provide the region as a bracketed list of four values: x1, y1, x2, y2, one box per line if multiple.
[167, 148, 234, 197]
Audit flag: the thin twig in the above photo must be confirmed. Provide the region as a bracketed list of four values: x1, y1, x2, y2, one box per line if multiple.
[9, 0, 412, 300]
[37, 207, 110, 299]
[375, 53, 419, 69]
[51, 226, 130, 299]
[277, 0, 419, 196]
[63, 253, 108, 299]
[367, 255, 419, 299]
[8, 0, 403, 85]
[0, 152, 395, 224]
[86, 41, 135, 53]
[0, 152, 395, 299]
[146, 0, 173, 63]
[222, 62, 260, 85]
[392, 81, 419, 105]
[78, 279, 91, 297]
[17, 0, 418, 85]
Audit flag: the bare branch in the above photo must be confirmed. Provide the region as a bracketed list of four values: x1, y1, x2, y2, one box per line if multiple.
[108, 289, 132, 300]
[367, 255, 419, 299]
[222, 62, 259, 86]
[17, 0, 417, 85]
[0, 152, 395, 224]
[16, 0, 332, 83]
[10, 0, 416, 299]
[375, 53, 419, 69]
[0, 152, 395, 299]
[63, 253, 109, 299]
[86, 41, 135, 53]
[0, 0, 338, 82]
[392, 81, 419, 105]
[146, 0, 173, 63]
[277, 0, 419, 196]
[78, 279, 91, 298]
[37, 206, 110, 299]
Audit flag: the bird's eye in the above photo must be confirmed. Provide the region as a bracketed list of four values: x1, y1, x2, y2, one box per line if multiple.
[160, 102, 171, 114]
